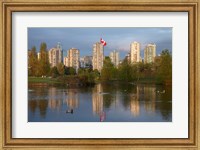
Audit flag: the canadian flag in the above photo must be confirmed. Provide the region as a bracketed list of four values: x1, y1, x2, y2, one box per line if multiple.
[100, 38, 107, 46]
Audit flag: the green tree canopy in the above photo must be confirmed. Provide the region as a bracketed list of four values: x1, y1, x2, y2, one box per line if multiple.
[157, 49, 172, 83]
[69, 67, 76, 75]
[118, 59, 135, 81]
[50, 66, 59, 78]
[101, 57, 116, 81]
[28, 46, 38, 76]
[57, 63, 65, 75]
[37, 42, 50, 76]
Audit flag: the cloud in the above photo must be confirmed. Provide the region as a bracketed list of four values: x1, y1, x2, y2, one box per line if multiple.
[28, 27, 172, 58]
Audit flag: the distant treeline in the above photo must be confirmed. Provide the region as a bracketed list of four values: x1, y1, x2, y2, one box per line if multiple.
[100, 50, 172, 84]
[28, 42, 172, 85]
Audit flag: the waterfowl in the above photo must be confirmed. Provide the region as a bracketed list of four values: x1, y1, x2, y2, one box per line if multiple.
[157, 90, 165, 94]
[66, 109, 73, 114]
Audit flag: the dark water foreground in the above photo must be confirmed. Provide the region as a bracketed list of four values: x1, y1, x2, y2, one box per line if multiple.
[28, 82, 172, 122]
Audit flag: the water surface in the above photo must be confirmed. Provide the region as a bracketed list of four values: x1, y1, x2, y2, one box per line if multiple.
[28, 82, 172, 122]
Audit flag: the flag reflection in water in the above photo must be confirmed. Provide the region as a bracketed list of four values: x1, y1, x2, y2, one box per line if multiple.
[28, 83, 172, 122]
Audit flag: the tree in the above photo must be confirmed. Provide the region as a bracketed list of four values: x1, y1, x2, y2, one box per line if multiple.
[37, 42, 50, 76]
[93, 69, 100, 76]
[78, 68, 85, 75]
[118, 59, 135, 81]
[28, 46, 38, 76]
[101, 57, 115, 81]
[69, 67, 76, 75]
[50, 66, 59, 78]
[157, 49, 172, 83]
[143, 63, 154, 78]
[57, 63, 65, 75]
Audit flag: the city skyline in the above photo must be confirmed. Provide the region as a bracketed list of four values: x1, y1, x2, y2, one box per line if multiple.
[28, 27, 172, 58]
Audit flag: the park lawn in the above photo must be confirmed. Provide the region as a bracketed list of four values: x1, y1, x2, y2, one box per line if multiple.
[28, 77, 61, 84]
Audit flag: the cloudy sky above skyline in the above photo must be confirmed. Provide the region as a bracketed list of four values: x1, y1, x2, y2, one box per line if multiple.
[28, 27, 172, 59]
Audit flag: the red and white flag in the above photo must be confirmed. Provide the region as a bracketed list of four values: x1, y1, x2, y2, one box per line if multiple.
[100, 38, 107, 46]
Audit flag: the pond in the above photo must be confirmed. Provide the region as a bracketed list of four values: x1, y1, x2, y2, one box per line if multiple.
[28, 82, 172, 122]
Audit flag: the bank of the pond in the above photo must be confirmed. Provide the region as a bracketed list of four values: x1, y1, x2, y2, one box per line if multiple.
[28, 76, 95, 87]
[133, 78, 172, 85]
[100, 77, 171, 85]
[29, 76, 171, 87]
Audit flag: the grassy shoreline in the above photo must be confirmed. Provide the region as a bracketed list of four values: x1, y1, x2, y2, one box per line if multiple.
[28, 77, 61, 83]
[28, 76, 171, 86]
[28, 76, 96, 87]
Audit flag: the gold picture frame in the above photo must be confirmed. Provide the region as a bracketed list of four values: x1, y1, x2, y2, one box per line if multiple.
[0, 0, 199, 149]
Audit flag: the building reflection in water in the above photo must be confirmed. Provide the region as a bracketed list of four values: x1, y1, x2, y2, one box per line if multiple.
[129, 85, 156, 116]
[130, 86, 140, 116]
[113, 90, 121, 108]
[29, 87, 79, 118]
[48, 87, 62, 111]
[92, 84, 103, 115]
[65, 89, 79, 109]
[48, 87, 79, 111]
[92, 84, 106, 121]
[143, 86, 156, 113]
[28, 83, 166, 121]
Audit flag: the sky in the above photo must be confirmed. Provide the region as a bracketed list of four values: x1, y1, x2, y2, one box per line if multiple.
[28, 27, 172, 59]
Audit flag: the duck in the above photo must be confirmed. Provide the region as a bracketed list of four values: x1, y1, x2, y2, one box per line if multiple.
[66, 109, 73, 114]
[160, 90, 166, 94]
[157, 90, 165, 94]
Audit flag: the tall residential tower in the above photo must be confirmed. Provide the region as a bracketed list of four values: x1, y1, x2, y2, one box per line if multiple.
[48, 42, 63, 67]
[130, 41, 140, 63]
[110, 50, 119, 67]
[92, 42, 104, 71]
[144, 43, 156, 63]
[64, 48, 80, 71]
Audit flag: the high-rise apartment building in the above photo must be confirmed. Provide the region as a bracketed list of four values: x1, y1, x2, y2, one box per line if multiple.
[125, 53, 131, 63]
[80, 57, 85, 68]
[84, 56, 92, 67]
[92, 42, 104, 71]
[144, 43, 156, 63]
[80, 56, 93, 68]
[48, 42, 63, 67]
[64, 48, 80, 70]
[110, 50, 119, 67]
[130, 41, 140, 63]
[37, 52, 41, 60]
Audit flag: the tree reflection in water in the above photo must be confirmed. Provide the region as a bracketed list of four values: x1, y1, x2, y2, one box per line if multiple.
[28, 83, 172, 122]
